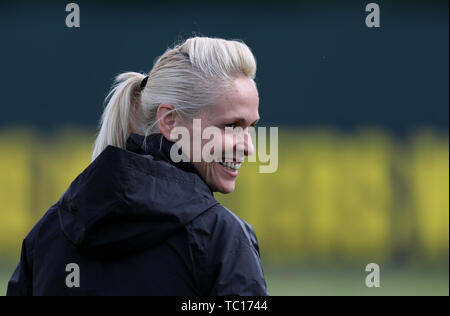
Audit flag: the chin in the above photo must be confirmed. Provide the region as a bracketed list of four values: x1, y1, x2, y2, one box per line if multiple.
[213, 181, 236, 194]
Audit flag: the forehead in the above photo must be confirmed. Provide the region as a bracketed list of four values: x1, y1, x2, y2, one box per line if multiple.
[208, 77, 259, 122]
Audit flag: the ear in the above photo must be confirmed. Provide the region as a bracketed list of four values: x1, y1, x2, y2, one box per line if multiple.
[156, 103, 178, 141]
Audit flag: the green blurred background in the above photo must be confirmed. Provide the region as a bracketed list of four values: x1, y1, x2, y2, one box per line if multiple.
[0, 0, 448, 295]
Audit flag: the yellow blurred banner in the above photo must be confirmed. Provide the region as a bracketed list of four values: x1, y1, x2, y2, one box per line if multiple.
[0, 128, 448, 266]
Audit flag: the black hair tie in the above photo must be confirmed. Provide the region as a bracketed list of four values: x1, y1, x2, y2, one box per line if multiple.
[140, 76, 149, 91]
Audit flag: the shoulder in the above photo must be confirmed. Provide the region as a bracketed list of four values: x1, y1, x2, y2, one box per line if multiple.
[16, 202, 60, 268]
[24, 203, 60, 246]
[187, 203, 260, 255]
[185, 204, 268, 296]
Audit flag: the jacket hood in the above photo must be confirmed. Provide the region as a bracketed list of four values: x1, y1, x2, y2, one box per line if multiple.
[57, 133, 218, 259]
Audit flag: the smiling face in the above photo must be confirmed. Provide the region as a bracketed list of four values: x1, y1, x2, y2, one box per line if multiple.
[188, 76, 260, 193]
[156, 75, 260, 193]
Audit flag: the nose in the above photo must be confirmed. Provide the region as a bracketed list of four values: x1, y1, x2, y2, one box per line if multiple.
[245, 131, 255, 156]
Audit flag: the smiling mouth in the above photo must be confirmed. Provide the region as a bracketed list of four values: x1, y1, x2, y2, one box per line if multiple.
[218, 161, 242, 172]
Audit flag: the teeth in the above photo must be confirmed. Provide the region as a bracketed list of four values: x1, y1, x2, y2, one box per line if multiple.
[219, 161, 242, 171]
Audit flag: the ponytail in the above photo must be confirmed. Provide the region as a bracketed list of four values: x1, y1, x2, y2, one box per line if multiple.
[92, 72, 146, 161]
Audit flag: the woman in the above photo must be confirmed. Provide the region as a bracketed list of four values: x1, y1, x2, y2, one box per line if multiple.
[7, 36, 269, 296]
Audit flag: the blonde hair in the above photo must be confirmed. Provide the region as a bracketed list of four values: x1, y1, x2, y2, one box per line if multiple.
[91, 36, 257, 161]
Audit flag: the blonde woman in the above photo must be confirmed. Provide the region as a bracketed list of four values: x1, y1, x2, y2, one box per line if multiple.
[7, 36, 269, 296]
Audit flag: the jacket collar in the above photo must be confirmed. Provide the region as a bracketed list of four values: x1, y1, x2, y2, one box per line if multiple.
[126, 132, 199, 176]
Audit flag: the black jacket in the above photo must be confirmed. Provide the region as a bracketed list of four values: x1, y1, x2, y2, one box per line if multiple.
[7, 133, 269, 296]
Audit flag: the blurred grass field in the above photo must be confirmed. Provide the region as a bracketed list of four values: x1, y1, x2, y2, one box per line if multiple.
[1, 265, 448, 296]
[263, 267, 449, 296]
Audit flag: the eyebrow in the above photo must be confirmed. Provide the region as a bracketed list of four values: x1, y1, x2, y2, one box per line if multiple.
[224, 117, 260, 126]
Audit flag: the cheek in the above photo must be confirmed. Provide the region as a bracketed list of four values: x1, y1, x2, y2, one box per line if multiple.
[222, 134, 236, 159]
[199, 130, 226, 160]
